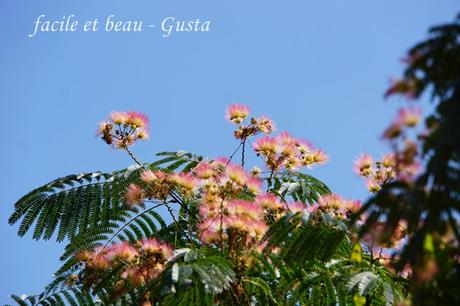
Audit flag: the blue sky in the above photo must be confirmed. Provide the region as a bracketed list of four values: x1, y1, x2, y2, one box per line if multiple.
[0, 0, 457, 302]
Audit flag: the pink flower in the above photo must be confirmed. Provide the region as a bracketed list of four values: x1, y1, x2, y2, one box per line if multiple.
[136, 128, 149, 140]
[225, 104, 250, 124]
[170, 173, 198, 196]
[256, 193, 282, 210]
[255, 116, 276, 134]
[312, 150, 329, 164]
[248, 220, 268, 240]
[140, 170, 157, 184]
[126, 184, 146, 206]
[126, 111, 149, 128]
[396, 107, 421, 127]
[194, 162, 215, 179]
[246, 177, 262, 194]
[110, 111, 128, 125]
[198, 219, 225, 244]
[211, 157, 230, 168]
[225, 164, 249, 186]
[225, 215, 248, 231]
[353, 154, 373, 176]
[253, 137, 278, 156]
[296, 139, 313, 154]
[109, 241, 139, 264]
[318, 194, 341, 209]
[227, 200, 264, 220]
[366, 179, 381, 193]
[277, 132, 299, 147]
[140, 238, 173, 259]
[121, 267, 145, 286]
[288, 201, 306, 213]
[381, 153, 396, 168]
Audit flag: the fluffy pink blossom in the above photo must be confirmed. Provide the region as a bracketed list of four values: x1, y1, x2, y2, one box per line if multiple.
[255, 116, 276, 134]
[140, 170, 157, 184]
[225, 104, 250, 124]
[353, 154, 373, 176]
[312, 150, 329, 164]
[121, 267, 145, 287]
[225, 164, 249, 186]
[246, 177, 262, 194]
[110, 111, 129, 125]
[108, 241, 139, 264]
[381, 153, 396, 168]
[140, 238, 173, 259]
[288, 201, 306, 213]
[296, 139, 313, 154]
[194, 162, 215, 179]
[277, 132, 298, 147]
[227, 200, 264, 220]
[170, 173, 198, 196]
[126, 111, 149, 128]
[253, 137, 278, 156]
[126, 184, 146, 206]
[396, 107, 421, 127]
[256, 193, 282, 210]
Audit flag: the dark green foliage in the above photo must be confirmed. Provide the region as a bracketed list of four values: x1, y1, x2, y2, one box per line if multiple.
[357, 13, 460, 305]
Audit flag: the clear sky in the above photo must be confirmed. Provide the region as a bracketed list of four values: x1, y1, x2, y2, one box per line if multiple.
[0, 0, 457, 302]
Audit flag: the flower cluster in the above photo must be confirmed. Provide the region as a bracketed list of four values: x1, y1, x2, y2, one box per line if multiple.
[312, 194, 360, 219]
[77, 238, 173, 299]
[126, 170, 198, 206]
[355, 106, 424, 192]
[225, 104, 276, 139]
[97, 111, 149, 149]
[253, 132, 328, 171]
[382, 107, 421, 140]
[354, 153, 396, 192]
[193, 159, 267, 245]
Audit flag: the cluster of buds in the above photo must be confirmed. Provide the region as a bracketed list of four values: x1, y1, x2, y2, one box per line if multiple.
[76, 238, 173, 299]
[253, 132, 328, 171]
[225, 104, 276, 139]
[126, 170, 198, 206]
[97, 111, 149, 149]
[354, 153, 397, 193]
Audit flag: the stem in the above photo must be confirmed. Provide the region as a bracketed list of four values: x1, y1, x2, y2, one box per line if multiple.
[241, 138, 246, 167]
[124, 147, 144, 167]
[165, 201, 182, 245]
[227, 142, 243, 166]
[220, 200, 225, 253]
[267, 170, 275, 192]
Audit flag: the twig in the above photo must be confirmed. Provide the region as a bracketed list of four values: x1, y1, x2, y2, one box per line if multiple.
[227, 142, 243, 166]
[125, 147, 144, 167]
